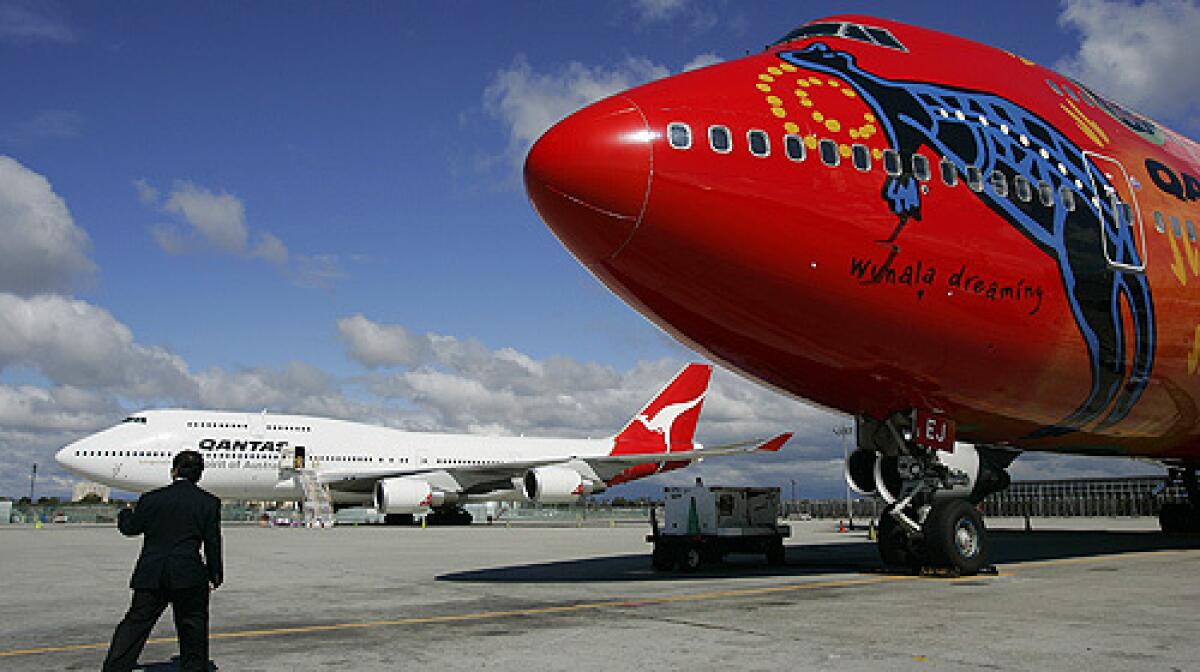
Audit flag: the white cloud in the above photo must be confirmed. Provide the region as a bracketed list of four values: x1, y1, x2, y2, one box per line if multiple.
[251, 231, 289, 267]
[138, 179, 341, 287]
[0, 1, 73, 44]
[682, 52, 723, 72]
[1, 109, 83, 143]
[483, 54, 670, 168]
[631, 0, 687, 22]
[338, 314, 431, 368]
[0, 155, 94, 296]
[0, 384, 120, 432]
[1057, 0, 1200, 119]
[162, 181, 248, 254]
[628, 0, 717, 32]
[132, 178, 159, 206]
[0, 293, 196, 399]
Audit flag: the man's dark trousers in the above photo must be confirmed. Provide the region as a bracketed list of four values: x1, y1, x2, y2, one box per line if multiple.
[101, 477, 222, 672]
[102, 584, 209, 671]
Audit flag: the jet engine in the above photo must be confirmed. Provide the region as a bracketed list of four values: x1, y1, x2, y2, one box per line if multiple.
[374, 477, 434, 514]
[844, 444, 1013, 503]
[522, 467, 595, 504]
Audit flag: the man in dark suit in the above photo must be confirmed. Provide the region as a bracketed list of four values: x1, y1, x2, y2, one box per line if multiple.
[102, 450, 223, 672]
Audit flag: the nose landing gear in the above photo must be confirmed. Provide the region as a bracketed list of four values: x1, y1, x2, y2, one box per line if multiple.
[851, 413, 1015, 576]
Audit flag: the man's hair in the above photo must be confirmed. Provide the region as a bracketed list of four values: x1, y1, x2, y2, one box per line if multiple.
[172, 450, 204, 483]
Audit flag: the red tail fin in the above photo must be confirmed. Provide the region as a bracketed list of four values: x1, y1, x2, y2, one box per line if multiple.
[611, 363, 712, 455]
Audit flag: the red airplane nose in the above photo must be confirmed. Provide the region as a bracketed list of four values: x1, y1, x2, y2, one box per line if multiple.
[524, 95, 651, 264]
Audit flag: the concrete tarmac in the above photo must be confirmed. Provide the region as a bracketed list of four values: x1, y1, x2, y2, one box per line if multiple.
[2, 518, 1198, 671]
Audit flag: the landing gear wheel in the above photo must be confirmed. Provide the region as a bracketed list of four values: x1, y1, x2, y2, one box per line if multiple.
[651, 545, 675, 571]
[384, 513, 414, 526]
[678, 544, 703, 572]
[876, 512, 921, 572]
[923, 499, 988, 576]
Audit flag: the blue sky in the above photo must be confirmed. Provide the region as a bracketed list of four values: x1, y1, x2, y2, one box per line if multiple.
[3, 0, 1197, 499]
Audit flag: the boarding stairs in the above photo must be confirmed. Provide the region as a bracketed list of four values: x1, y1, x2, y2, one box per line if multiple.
[297, 468, 335, 528]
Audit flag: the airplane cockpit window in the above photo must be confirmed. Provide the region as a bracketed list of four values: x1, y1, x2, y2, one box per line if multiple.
[122, 416, 147, 424]
[668, 123, 692, 150]
[1171, 215, 1183, 238]
[1060, 187, 1076, 212]
[841, 24, 873, 43]
[774, 22, 907, 51]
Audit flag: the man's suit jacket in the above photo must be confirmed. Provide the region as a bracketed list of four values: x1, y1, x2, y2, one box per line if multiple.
[118, 479, 223, 591]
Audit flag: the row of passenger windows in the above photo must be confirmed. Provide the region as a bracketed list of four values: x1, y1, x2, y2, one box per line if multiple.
[184, 421, 312, 432]
[76, 450, 171, 458]
[1153, 211, 1198, 241]
[667, 122, 1087, 211]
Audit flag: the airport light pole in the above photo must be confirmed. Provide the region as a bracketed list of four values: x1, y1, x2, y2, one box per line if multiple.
[833, 425, 854, 529]
[29, 463, 37, 503]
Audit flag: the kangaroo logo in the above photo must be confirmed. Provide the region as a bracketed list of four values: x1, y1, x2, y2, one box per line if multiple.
[634, 392, 706, 452]
[781, 43, 1156, 435]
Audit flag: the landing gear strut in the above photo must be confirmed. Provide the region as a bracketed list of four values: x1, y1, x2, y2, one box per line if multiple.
[849, 414, 1014, 576]
[1160, 468, 1200, 533]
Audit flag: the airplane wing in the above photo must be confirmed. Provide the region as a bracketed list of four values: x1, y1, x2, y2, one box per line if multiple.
[324, 433, 792, 495]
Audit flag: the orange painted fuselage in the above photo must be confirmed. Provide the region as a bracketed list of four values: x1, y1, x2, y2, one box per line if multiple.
[525, 15, 1200, 463]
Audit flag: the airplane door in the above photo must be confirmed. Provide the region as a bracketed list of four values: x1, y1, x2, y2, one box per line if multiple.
[293, 446, 306, 470]
[1084, 151, 1147, 272]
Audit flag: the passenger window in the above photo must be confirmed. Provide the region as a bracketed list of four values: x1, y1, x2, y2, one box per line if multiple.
[939, 159, 957, 186]
[784, 134, 805, 161]
[912, 155, 931, 182]
[989, 171, 1009, 198]
[1013, 175, 1032, 202]
[882, 149, 902, 176]
[965, 166, 984, 192]
[1038, 182, 1054, 207]
[851, 144, 871, 171]
[819, 139, 840, 166]
[1171, 215, 1183, 238]
[1060, 186, 1076, 212]
[748, 130, 769, 157]
[709, 126, 732, 153]
[668, 123, 692, 150]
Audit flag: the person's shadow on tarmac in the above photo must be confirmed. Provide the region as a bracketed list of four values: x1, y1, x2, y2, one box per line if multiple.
[135, 658, 218, 671]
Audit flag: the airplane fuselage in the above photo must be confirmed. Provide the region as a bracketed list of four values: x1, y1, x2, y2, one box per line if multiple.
[525, 15, 1200, 463]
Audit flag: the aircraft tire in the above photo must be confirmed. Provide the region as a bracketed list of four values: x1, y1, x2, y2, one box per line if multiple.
[876, 513, 918, 571]
[1159, 503, 1195, 533]
[384, 513, 414, 526]
[923, 499, 988, 576]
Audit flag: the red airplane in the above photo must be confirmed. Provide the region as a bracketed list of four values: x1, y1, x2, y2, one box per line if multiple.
[525, 15, 1200, 574]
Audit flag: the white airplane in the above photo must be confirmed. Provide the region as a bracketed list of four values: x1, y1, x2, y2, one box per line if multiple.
[54, 364, 791, 524]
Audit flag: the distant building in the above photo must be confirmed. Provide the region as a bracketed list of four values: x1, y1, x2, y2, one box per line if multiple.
[72, 481, 111, 503]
